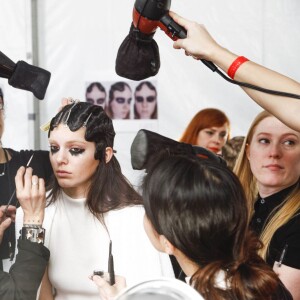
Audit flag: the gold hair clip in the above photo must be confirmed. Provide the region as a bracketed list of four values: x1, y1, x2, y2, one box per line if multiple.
[40, 120, 51, 132]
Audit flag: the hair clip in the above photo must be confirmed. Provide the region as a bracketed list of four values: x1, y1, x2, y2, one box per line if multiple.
[40, 120, 51, 132]
[63, 100, 80, 127]
[82, 112, 93, 127]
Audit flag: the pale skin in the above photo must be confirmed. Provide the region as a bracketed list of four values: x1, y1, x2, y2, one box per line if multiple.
[196, 125, 229, 154]
[246, 116, 300, 300]
[134, 84, 157, 119]
[15, 167, 46, 226]
[110, 86, 132, 119]
[170, 11, 300, 133]
[38, 124, 113, 299]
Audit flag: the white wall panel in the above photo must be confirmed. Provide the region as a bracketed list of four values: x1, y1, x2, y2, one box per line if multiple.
[0, 0, 33, 150]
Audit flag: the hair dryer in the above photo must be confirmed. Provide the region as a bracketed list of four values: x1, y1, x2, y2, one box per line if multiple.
[115, 0, 216, 80]
[0, 51, 51, 100]
[132, 0, 186, 39]
[131, 129, 225, 171]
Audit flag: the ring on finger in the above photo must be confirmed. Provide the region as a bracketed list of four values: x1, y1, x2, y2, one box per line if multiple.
[32, 180, 39, 186]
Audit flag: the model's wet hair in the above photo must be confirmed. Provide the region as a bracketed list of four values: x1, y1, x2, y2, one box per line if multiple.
[49, 102, 114, 161]
[143, 154, 282, 300]
[47, 102, 142, 223]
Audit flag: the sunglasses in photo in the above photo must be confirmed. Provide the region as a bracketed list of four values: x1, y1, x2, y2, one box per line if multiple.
[135, 96, 156, 103]
[115, 97, 132, 104]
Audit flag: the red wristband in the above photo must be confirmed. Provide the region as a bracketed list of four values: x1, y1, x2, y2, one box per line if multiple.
[227, 56, 249, 79]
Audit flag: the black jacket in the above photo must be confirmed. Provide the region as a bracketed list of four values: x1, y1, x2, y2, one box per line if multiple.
[0, 239, 50, 300]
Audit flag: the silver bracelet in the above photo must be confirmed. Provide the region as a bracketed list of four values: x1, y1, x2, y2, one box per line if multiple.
[21, 227, 45, 244]
[23, 224, 42, 228]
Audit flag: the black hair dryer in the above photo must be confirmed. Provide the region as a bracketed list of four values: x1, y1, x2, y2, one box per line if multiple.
[115, 0, 216, 80]
[132, 0, 186, 39]
[0, 51, 51, 100]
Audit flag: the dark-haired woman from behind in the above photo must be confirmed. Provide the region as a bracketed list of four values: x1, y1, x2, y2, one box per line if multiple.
[142, 155, 291, 300]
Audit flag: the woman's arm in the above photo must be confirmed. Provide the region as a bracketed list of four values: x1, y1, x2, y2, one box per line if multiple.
[38, 267, 54, 300]
[273, 263, 300, 300]
[170, 11, 300, 132]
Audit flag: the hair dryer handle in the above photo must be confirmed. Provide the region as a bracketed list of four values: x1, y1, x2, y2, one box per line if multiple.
[159, 14, 217, 72]
[160, 14, 187, 40]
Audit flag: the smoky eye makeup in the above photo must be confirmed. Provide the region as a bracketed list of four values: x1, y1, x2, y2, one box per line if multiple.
[115, 97, 131, 104]
[69, 148, 85, 156]
[50, 145, 59, 155]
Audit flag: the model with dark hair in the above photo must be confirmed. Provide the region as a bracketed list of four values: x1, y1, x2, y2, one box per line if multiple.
[179, 108, 230, 154]
[15, 101, 174, 300]
[107, 82, 132, 119]
[134, 81, 157, 119]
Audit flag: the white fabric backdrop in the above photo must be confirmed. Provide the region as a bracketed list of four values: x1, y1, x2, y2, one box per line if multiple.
[1, 0, 300, 185]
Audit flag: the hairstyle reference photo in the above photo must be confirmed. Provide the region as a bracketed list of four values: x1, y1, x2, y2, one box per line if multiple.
[134, 81, 157, 119]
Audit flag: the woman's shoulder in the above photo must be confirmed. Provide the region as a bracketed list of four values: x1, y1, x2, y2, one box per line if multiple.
[108, 205, 145, 217]
[106, 205, 145, 226]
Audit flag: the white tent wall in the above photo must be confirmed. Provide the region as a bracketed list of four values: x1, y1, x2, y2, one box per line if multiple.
[1, 0, 300, 185]
[0, 0, 35, 149]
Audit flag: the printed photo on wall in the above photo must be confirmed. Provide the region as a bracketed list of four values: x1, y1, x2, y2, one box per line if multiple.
[133, 81, 157, 120]
[84, 80, 158, 121]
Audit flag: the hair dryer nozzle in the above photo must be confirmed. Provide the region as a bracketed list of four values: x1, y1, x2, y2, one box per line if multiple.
[131, 129, 226, 171]
[0, 51, 51, 100]
[115, 23, 160, 81]
[8, 60, 51, 100]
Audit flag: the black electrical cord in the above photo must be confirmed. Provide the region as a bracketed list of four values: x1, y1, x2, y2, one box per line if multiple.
[214, 67, 300, 99]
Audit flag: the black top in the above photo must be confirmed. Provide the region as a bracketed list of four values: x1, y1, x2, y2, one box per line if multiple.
[0, 239, 50, 300]
[0, 148, 52, 263]
[250, 184, 300, 269]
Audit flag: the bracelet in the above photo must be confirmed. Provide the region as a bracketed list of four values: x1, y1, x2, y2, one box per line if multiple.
[227, 56, 249, 79]
[20, 227, 45, 244]
[23, 224, 42, 228]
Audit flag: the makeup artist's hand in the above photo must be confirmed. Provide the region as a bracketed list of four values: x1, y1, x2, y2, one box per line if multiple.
[0, 205, 16, 244]
[90, 273, 126, 300]
[170, 11, 221, 62]
[15, 166, 46, 226]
